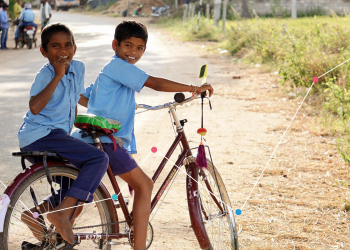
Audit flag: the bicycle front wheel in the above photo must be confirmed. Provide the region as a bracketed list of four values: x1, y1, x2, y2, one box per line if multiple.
[191, 159, 239, 250]
[0, 165, 114, 250]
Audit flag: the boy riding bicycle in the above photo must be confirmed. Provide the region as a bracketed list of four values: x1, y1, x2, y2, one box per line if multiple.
[71, 20, 213, 250]
[18, 23, 109, 247]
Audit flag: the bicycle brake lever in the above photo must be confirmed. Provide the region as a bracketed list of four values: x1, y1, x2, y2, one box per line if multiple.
[205, 96, 212, 110]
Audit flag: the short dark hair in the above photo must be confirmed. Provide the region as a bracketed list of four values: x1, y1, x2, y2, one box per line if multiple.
[2, 3, 8, 8]
[41, 23, 75, 51]
[114, 21, 148, 45]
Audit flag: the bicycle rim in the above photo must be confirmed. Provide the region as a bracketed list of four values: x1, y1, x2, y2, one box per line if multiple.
[1, 166, 113, 250]
[196, 160, 239, 250]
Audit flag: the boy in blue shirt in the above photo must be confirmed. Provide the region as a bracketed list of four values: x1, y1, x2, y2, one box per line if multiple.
[18, 23, 108, 246]
[73, 21, 213, 250]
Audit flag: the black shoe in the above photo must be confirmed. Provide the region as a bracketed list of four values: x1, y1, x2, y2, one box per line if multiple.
[21, 241, 41, 250]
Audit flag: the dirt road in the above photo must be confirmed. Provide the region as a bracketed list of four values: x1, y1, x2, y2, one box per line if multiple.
[1, 11, 349, 249]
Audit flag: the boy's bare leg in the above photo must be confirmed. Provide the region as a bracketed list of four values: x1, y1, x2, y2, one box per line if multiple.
[47, 196, 79, 244]
[21, 200, 83, 243]
[119, 167, 153, 250]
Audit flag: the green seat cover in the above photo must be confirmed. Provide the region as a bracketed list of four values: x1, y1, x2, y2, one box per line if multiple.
[74, 114, 121, 134]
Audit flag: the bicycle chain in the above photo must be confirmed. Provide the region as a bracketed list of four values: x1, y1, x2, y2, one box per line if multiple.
[72, 220, 131, 230]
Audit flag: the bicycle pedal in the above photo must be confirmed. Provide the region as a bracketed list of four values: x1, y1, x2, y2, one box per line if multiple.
[114, 197, 129, 208]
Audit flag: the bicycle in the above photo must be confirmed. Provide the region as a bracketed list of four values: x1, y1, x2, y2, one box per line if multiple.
[0, 91, 239, 250]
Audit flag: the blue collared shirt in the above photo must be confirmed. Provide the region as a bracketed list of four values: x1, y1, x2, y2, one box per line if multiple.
[18, 60, 85, 148]
[71, 55, 149, 152]
[0, 9, 8, 29]
[21, 8, 35, 22]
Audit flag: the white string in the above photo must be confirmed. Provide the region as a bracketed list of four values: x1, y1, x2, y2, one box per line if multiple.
[240, 58, 350, 210]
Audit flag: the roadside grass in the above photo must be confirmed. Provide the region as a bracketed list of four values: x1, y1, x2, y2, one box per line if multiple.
[158, 16, 350, 163]
[212, 66, 350, 249]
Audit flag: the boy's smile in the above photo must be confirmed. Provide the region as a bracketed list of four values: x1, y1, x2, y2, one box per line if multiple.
[40, 31, 76, 74]
[112, 37, 146, 64]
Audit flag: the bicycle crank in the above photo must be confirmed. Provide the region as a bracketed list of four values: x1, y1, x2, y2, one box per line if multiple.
[127, 222, 154, 249]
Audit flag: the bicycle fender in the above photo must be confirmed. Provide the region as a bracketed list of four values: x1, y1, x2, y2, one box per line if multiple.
[0, 161, 119, 234]
[0, 161, 75, 233]
[0, 193, 10, 233]
[186, 162, 211, 250]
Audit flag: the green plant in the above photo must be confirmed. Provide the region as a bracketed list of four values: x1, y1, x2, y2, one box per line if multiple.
[8, 0, 16, 20]
[158, 16, 350, 163]
[345, 202, 350, 211]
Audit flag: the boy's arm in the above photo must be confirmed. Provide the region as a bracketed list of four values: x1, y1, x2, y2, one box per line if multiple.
[29, 58, 68, 115]
[78, 94, 89, 108]
[144, 76, 213, 97]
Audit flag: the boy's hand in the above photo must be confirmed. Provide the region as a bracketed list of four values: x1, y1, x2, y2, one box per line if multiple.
[52, 57, 69, 77]
[196, 83, 214, 97]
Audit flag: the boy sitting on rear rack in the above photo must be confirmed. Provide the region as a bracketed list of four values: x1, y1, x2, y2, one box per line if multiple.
[18, 23, 109, 247]
[72, 20, 213, 250]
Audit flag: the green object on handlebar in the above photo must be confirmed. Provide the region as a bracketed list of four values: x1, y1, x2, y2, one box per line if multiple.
[199, 64, 207, 85]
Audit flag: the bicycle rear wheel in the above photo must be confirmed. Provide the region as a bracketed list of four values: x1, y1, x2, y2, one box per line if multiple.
[0, 166, 114, 250]
[192, 160, 239, 250]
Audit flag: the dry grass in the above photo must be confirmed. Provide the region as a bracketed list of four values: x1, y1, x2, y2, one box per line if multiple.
[213, 61, 350, 249]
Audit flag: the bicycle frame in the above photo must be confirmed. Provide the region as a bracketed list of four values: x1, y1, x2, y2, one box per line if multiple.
[73, 100, 213, 248]
[0, 95, 214, 249]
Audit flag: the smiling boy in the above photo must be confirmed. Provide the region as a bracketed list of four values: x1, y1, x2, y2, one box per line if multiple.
[18, 23, 108, 247]
[72, 21, 213, 250]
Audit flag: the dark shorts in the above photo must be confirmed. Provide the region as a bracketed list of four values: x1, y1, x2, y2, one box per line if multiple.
[21, 129, 109, 206]
[102, 143, 139, 175]
[42, 143, 138, 206]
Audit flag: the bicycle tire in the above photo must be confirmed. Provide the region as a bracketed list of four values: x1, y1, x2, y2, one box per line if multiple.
[188, 159, 239, 250]
[0, 166, 114, 250]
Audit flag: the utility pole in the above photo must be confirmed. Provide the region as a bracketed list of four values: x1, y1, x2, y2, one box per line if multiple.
[291, 0, 297, 19]
[214, 0, 221, 26]
[188, 3, 192, 20]
[206, 4, 210, 19]
[196, 0, 203, 33]
[183, 3, 188, 22]
[222, 0, 227, 31]
[241, 0, 250, 18]
[174, 0, 178, 10]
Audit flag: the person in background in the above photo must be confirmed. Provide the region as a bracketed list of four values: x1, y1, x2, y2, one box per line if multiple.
[13, 0, 22, 49]
[0, 0, 4, 33]
[14, 0, 22, 18]
[40, 0, 51, 31]
[134, 4, 143, 15]
[18, 3, 37, 40]
[0, 3, 9, 49]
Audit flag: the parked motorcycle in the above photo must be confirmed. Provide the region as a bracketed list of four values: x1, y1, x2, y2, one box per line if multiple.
[13, 19, 37, 50]
[151, 5, 171, 17]
[19, 25, 37, 49]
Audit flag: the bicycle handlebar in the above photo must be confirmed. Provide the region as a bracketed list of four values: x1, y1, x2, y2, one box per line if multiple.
[135, 93, 201, 113]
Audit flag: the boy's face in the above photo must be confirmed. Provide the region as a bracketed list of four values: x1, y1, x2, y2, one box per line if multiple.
[40, 31, 76, 74]
[112, 37, 146, 65]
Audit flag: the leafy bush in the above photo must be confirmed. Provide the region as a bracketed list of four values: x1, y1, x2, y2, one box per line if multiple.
[159, 16, 350, 162]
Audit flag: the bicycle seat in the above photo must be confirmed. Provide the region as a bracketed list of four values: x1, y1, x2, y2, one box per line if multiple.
[74, 114, 121, 135]
[12, 151, 65, 161]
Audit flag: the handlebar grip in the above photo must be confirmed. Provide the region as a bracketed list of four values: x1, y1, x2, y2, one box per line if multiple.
[174, 92, 185, 103]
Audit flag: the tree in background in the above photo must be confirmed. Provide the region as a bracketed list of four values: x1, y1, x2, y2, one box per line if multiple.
[241, 0, 250, 18]
[8, 0, 16, 19]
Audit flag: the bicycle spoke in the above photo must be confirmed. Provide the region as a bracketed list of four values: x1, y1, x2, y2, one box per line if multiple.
[12, 207, 47, 229]
[195, 161, 237, 249]
[10, 215, 46, 238]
